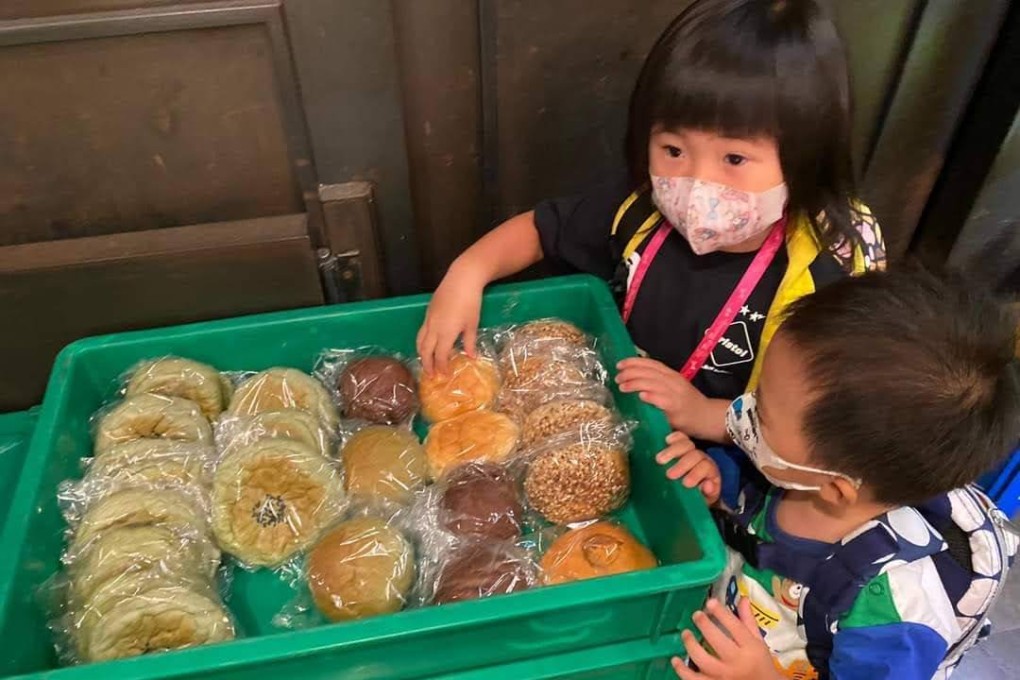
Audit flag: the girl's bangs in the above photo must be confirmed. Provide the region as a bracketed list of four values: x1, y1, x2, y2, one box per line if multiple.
[650, 58, 780, 140]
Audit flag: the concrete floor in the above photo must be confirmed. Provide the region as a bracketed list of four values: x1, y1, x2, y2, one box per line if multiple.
[954, 564, 1020, 678]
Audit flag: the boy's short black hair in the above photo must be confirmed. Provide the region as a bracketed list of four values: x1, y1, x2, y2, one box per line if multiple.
[627, 0, 860, 254]
[780, 268, 1020, 506]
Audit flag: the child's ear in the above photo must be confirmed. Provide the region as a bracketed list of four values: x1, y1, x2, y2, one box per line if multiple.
[818, 477, 859, 507]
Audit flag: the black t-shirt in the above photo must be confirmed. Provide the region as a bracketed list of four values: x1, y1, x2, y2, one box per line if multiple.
[534, 178, 846, 401]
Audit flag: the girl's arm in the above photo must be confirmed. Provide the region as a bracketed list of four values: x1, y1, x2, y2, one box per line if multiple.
[417, 211, 543, 374]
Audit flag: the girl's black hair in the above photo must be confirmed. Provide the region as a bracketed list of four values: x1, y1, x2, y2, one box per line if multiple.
[627, 0, 860, 254]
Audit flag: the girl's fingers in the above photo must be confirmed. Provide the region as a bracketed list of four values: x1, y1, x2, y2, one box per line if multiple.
[419, 331, 438, 376]
[666, 431, 693, 445]
[670, 657, 703, 680]
[640, 391, 672, 411]
[692, 610, 737, 659]
[700, 479, 719, 503]
[615, 365, 670, 385]
[461, 325, 477, 359]
[706, 599, 756, 646]
[616, 377, 669, 394]
[680, 630, 724, 676]
[433, 332, 458, 375]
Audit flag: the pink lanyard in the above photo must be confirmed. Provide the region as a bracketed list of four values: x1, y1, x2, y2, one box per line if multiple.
[621, 218, 787, 380]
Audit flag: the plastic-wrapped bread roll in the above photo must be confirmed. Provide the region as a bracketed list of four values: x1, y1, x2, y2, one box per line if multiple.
[125, 357, 233, 421]
[217, 409, 333, 460]
[497, 356, 607, 423]
[433, 542, 536, 605]
[74, 575, 234, 662]
[86, 440, 214, 489]
[342, 426, 428, 505]
[226, 368, 339, 433]
[338, 356, 419, 425]
[525, 439, 630, 525]
[498, 320, 591, 368]
[540, 522, 656, 584]
[521, 399, 615, 448]
[424, 410, 520, 479]
[439, 463, 524, 541]
[70, 487, 209, 557]
[211, 438, 344, 567]
[419, 354, 500, 422]
[94, 394, 213, 455]
[307, 517, 416, 622]
[68, 524, 220, 607]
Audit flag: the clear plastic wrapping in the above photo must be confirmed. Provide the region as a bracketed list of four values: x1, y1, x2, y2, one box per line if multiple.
[496, 351, 608, 424]
[341, 425, 428, 505]
[210, 437, 345, 568]
[123, 356, 233, 421]
[538, 520, 657, 585]
[224, 368, 339, 434]
[437, 462, 524, 542]
[520, 398, 619, 449]
[523, 428, 632, 525]
[304, 515, 417, 622]
[316, 349, 419, 426]
[62, 573, 235, 663]
[495, 319, 595, 369]
[423, 409, 520, 480]
[418, 353, 501, 423]
[93, 393, 214, 455]
[216, 409, 334, 460]
[431, 541, 537, 605]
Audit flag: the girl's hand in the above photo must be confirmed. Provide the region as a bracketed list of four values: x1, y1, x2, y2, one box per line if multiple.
[671, 598, 782, 680]
[616, 358, 727, 441]
[417, 262, 486, 375]
[656, 433, 721, 504]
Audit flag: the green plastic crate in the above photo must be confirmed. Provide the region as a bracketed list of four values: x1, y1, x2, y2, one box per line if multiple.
[0, 275, 723, 679]
[0, 409, 38, 531]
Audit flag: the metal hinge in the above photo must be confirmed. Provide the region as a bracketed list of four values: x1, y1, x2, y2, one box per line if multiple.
[317, 248, 363, 303]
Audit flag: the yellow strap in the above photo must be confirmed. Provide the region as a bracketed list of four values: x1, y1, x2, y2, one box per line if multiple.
[746, 216, 819, 391]
[611, 191, 643, 237]
[623, 212, 664, 260]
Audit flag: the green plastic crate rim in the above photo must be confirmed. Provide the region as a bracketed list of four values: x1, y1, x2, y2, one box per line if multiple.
[0, 275, 724, 679]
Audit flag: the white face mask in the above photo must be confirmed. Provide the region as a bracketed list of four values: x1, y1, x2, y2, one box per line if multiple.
[650, 176, 788, 255]
[725, 392, 861, 492]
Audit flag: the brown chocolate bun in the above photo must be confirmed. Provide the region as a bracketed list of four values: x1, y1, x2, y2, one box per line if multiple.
[540, 522, 657, 585]
[424, 410, 520, 479]
[524, 441, 630, 525]
[440, 463, 523, 540]
[419, 354, 500, 423]
[434, 543, 534, 605]
[339, 356, 418, 424]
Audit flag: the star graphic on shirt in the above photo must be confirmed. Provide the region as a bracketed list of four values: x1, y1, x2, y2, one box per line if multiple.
[739, 305, 751, 317]
[749, 311, 766, 322]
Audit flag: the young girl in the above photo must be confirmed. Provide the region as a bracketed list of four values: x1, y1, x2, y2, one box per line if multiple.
[417, 0, 885, 448]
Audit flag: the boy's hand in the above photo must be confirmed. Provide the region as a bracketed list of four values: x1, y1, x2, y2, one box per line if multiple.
[671, 599, 782, 680]
[615, 358, 728, 441]
[656, 433, 721, 504]
[417, 263, 485, 375]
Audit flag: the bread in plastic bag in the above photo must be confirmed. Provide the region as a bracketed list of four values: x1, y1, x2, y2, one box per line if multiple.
[85, 440, 213, 488]
[432, 541, 537, 605]
[306, 516, 416, 622]
[539, 521, 657, 585]
[317, 350, 419, 425]
[419, 353, 500, 423]
[438, 463, 523, 541]
[211, 437, 344, 567]
[217, 409, 334, 460]
[71, 574, 234, 663]
[341, 425, 427, 505]
[69, 486, 210, 554]
[497, 354, 608, 423]
[67, 524, 220, 607]
[521, 398, 617, 449]
[93, 394, 213, 455]
[225, 368, 339, 433]
[524, 433, 631, 525]
[497, 319, 593, 368]
[424, 409, 520, 479]
[124, 357, 233, 421]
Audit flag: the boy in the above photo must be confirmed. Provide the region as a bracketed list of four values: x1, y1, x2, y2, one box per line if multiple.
[661, 269, 1020, 679]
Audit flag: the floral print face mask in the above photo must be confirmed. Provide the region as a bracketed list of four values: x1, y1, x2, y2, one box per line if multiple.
[650, 175, 788, 255]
